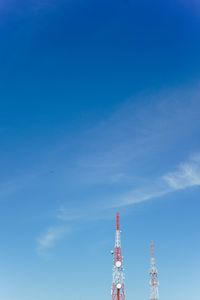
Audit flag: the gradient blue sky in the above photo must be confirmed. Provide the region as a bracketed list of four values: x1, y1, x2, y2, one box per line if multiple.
[0, 0, 200, 299]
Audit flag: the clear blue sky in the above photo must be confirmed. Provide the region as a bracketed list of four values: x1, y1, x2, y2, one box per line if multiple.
[0, 0, 200, 299]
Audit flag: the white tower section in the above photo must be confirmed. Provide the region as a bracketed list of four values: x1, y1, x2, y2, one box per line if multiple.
[150, 241, 159, 300]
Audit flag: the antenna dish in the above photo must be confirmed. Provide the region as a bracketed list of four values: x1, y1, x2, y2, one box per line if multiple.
[116, 283, 122, 289]
[116, 261, 122, 267]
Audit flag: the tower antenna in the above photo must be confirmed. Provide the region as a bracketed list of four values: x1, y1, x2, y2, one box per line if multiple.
[111, 212, 125, 300]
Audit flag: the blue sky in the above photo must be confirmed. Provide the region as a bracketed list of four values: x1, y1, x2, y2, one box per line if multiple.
[0, 0, 200, 299]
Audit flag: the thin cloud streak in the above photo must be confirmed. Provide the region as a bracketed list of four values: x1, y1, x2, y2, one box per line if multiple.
[163, 156, 200, 190]
[54, 154, 200, 225]
[116, 154, 200, 208]
[36, 154, 200, 255]
[31, 82, 200, 253]
[70, 83, 200, 188]
[37, 225, 69, 255]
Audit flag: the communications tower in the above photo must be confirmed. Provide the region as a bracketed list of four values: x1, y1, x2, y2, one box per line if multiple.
[149, 241, 159, 300]
[111, 212, 125, 300]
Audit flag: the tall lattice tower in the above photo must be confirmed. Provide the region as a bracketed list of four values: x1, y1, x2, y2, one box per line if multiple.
[111, 212, 125, 300]
[150, 241, 159, 300]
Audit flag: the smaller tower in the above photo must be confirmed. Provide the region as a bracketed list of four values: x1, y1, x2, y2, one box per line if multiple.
[149, 241, 159, 300]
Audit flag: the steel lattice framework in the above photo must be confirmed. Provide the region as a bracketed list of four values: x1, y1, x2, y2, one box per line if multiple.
[111, 212, 125, 300]
[150, 241, 159, 300]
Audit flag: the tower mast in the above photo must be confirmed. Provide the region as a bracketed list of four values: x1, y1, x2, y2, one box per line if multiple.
[150, 241, 159, 300]
[111, 212, 125, 300]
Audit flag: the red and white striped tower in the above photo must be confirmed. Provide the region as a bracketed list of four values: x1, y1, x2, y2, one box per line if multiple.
[150, 241, 159, 300]
[111, 212, 125, 300]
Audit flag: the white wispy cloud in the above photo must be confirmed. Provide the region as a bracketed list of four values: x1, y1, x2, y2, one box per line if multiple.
[115, 154, 200, 208]
[7, 82, 199, 254]
[39, 83, 200, 250]
[37, 226, 69, 255]
[115, 186, 170, 208]
[67, 83, 200, 189]
[55, 154, 200, 215]
[163, 155, 200, 190]
[53, 154, 200, 228]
